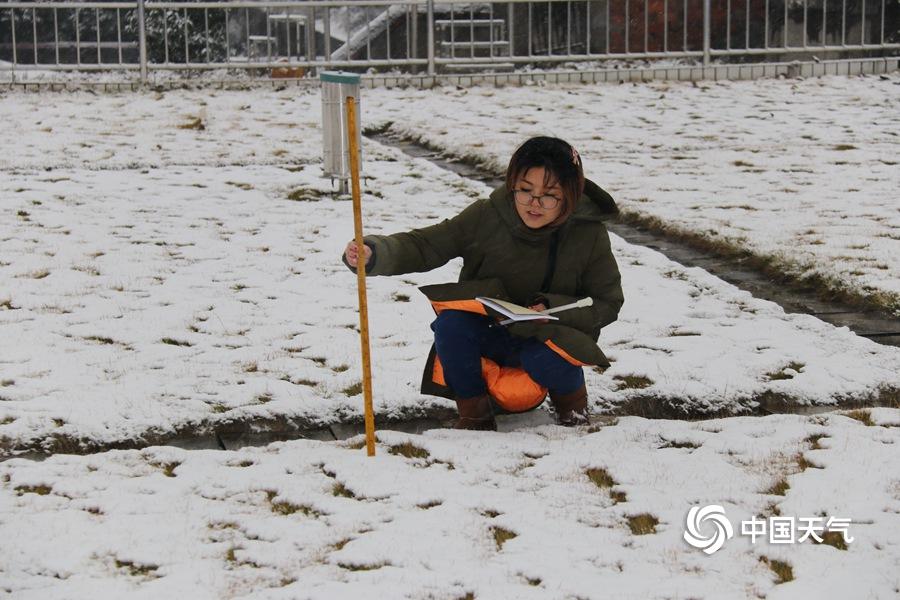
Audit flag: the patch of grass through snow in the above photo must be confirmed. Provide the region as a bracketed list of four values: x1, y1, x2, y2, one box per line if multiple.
[490, 526, 517, 550]
[332, 482, 356, 499]
[804, 432, 829, 450]
[15, 484, 52, 496]
[659, 438, 701, 449]
[627, 513, 659, 535]
[815, 530, 849, 551]
[115, 559, 159, 578]
[613, 375, 654, 391]
[265, 490, 324, 517]
[337, 561, 390, 571]
[341, 382, 363, 397]
[389, 442, 430, 460]
[160, 337, 193, 347]
[844, 409, 875, 426]
[765, 361, 805, 381]
[586, 467, 628, 503]
[287, 188, 325, 202]
[759, 556, 794, 583]
[763, 477, 790, 496]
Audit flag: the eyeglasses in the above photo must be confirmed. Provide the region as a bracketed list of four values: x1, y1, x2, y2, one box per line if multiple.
[512, 189, 562, 210]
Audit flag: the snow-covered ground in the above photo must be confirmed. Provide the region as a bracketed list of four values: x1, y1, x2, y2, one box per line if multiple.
[2, 409, 899, 598]
[2, 76, 900, 598]
[2, 87, 899, 455]
[364, 74, 900, 315]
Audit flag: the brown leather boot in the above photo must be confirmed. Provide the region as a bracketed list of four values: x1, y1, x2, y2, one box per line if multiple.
[549, 384, 589, 426]
[453, 394, 496, 431]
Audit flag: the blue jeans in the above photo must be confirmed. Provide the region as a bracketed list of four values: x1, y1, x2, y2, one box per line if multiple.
[431, 310, 584, 400]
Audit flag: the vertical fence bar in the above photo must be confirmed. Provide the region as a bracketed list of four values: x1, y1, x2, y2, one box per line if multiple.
[366, 6, 372, 59]
[76, 8, 81, 65]
[265, 6, 271, 62]
[344, 5, 350, 60]
[605, 0, 610, 53]
[32, 8, 38, 64]
[726, 0, 731, 49]
[645, 0, 649, 52]
[803, 0, 807, 47]
[880, 0, 884, 44]
[841, 0, 846, 45]
[528, 1, 532, 55]
[185, 8, 191, 63]
[10, 8, 17, 66]
[683, 0, 687, 50]
[492, 3, 496, 58]
[508, 1, 514, 57]
[306, 6, 315, 64]
[204, 8, 209, 62]
[450, 4, 456, 58]
[426, 0, 434, 74]
[664, 0, 668, 51]
[225, 8, 231, 62]
[117, 8, 123, 63]
[324, 7, 331, 60]
[745, 0, 749, 47]
[96, 8, 101, 63]
[164, 8, 170, 63]
[585, 0, 590, 54]
[387, 4, 392, 59]
[862, 0, 866, 44]
[406, 3, 412, 59]
[625, 0, 629, 52]
[764, 0, 769, 47]
[471, 4, 477, 58]
[547, 0, 552, 55]
[784, 0, 788, 46]
[54, 8, 60, 65]
[703, 0, 710, 63]
[566, 1, 571, 55]
[138, 0, 147, 80]
[245, 7, 251, 60]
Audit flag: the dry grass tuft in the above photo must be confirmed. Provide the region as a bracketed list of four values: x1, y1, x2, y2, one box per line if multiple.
[764, 477, 790, 496]
[759, 556, 794, 583]
[816, 530, 849, 551]
[614, 375, 654, 390]
[765, 361, 805, 381]
[15, 484, 52, 496]
[389, 442, 430, 460]
[332, 482, 356, 499]
[490, 526, 517, 550]
[844, 409, 875, 426]
[627, 513, 659, 535]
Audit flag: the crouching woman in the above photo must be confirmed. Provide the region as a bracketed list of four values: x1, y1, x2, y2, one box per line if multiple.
[343, 136, 624, 430]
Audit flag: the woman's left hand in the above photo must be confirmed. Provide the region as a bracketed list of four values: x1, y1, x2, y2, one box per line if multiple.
[528, 303, 551, 323]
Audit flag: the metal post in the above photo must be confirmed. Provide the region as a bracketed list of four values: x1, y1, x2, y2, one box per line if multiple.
[703, 0, 711, 64]
[137, 0, 148, 83]
[426, 0, 435, 75]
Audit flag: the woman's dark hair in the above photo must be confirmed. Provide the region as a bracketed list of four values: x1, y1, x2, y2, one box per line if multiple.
[505, 136, 585, 226]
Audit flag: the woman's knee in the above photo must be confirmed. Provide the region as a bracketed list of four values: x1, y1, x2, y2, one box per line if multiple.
[431, 310, 488, 339]
[519, 342, 583, 385]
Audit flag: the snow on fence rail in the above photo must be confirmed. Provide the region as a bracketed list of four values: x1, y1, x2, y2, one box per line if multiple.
[1, 0, 898, 82]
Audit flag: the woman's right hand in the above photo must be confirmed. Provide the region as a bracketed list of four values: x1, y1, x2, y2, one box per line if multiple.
[344, 241, 373, 268]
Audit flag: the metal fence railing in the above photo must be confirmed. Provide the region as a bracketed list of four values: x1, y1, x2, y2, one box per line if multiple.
[1, 0, 898, 81]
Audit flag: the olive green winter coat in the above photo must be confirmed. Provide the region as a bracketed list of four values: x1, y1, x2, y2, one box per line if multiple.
[353, 179, 624, 399]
